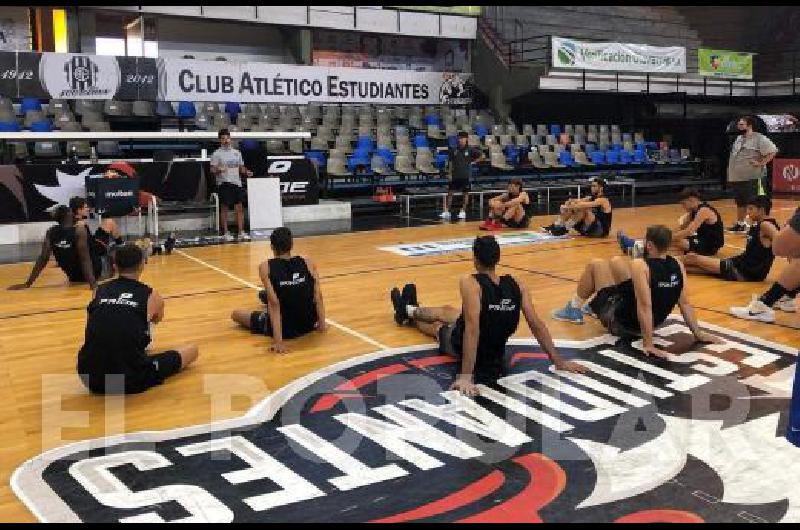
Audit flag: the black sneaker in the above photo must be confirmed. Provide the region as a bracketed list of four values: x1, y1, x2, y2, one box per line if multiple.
[549, 225, 569, 236]
[402, 283, 418, 307]
[727, 223, 747, 233]
[391, 287, 409, 325]
[541, 223, 556, 234]
[258, 289, 269, 305]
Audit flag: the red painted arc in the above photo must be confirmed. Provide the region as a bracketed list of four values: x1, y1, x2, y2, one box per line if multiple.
[615, 510, 705, 523]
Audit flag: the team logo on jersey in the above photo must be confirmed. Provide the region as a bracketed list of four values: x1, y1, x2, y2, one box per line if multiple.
[11, 320, 799, 522]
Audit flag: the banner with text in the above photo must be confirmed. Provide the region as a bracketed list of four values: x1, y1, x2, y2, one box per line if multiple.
[158, 58, 472, 104]
[0, 51, 158, 100]
[698, 48, 753, 80]
[772, 158, 800, 193]
[551, 36, 686, 74]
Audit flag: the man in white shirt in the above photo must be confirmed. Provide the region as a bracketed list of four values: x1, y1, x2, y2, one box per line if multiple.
[726, 115, 778, 233]
[211, 128, 253, 242]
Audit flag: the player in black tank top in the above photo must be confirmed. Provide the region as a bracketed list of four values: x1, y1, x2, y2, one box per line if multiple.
[543, 177, 612, 238]
[231, 227, 326, 353]
[389, 235, 587, 395]
[481, 179, 531, 230]
[77, 243, 199, 394]
[8, 205, 106, 292]
[682, 196, 780, 282]
[554, 224, 721, 358]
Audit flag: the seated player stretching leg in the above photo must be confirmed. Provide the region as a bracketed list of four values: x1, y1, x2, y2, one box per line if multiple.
[552, 225, 721, 357]
[231, 227, 326, 353]
[618, 187, 724, 258]
[542, 177, 612, 237]
[389, 235, 587, 397]
[681, 196, 779, 282]
[480, 178, 531, 230]
[77, 243, 199, 394]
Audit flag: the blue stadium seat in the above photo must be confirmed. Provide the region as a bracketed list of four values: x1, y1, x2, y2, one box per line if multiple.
[413, 134, 428, 149]
[447, 135, 458, 149]
[550, 124, 561, 136]
[633, 150, 649, 164]
[606, 150, 621, 164]
[240, 139, 260, 151]
[177, 101, 196, 118]
[590, 151, 606, 164]
[585, 143, 597, 154]
[635, 143, 646, 152]
[347, 149, 371, 173]
[30, 119, 52, 132]
[305, 150, 327, 169]
[224, 102, 241, 117]
[558, 150, 575, 167]
[156, 101, 176, 118]
[356, 135, 374, 152]
[20, 98, 41, 114]
[376, 146, 395, 167]
[435, 151, 449, 170]
[504, 145, 520, 165]
[0, 120, 20, 132]
[474, 124, 488, 139]
[668, 149, 682, 163]
[619, 151, 633, 164]
[424, 114, 441, 127]
[611, 143, 624, 152]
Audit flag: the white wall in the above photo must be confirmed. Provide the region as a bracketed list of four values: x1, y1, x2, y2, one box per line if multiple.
[156, 17, 297, 63]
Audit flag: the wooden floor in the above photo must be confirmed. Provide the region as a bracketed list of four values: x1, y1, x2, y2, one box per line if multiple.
[0, 198, 798, 521]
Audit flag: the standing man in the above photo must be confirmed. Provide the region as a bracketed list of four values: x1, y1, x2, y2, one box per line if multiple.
[441, 131, 482, 221]
[211, 128, 254, 242]
[727, 115, 778, 233]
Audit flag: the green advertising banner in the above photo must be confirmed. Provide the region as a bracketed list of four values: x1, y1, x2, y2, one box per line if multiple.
[698, 48, 753, 79]
[388, 6, 482, 16]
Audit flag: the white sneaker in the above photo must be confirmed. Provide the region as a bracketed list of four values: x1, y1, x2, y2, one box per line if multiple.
[775, 295, 797, 313]
[629, 240, 645, 259]
[223, 233, 235, 242]
[730, 296, 776, 323]
[239, 232, 251, 241]
[440, 211, 451, 220]
[458, 210, 467, 220]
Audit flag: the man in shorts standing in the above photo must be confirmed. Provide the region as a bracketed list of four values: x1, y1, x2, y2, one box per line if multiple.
[211, 128, 254, 242]
[727, 115, 777, 233]
[441, 131, 482, 221]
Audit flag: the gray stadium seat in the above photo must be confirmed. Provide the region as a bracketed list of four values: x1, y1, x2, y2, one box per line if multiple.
[34, 141, 62, 158]
[47, 99, 69, 115]
[57, 121, 81, 132]
[9, 141, 28, 160]
[75, 100, 101, 116]
[87, 122, 111, 132]
[96, 140, 121, 157]
[156, 101, 176, 117]
[67, 141, 92, 158]
[132, 100, 155, 117]
[104, 100, 131, 117]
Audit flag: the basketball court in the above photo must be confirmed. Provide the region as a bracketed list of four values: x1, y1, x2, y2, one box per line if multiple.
[2, 199, 799, 523]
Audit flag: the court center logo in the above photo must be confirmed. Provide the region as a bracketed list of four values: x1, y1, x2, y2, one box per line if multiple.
[40, 53, 120, 99]
[11, 320, 799, 522]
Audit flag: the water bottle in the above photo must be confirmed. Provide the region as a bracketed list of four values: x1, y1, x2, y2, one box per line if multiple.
[90, 145, 98, 164]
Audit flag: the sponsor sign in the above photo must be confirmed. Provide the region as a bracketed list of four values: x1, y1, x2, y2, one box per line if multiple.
[85, 176, 140, 217]
[264, 158, 319, 206]
[772, 158, 800, 193]
[698, 48, 753, 80]
[552, 36, 686, 74]
[379, 231, 568, 257]
[159, 58, 472, 104]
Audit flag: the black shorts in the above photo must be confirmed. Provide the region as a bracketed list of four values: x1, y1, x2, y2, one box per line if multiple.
[251, 310, 274, 337]
[730, 180, 759, 208]
[589, 284, 641, 338]
[500, 214, 530, 229]
[218, 182, 246, 207]
[687, 236, 721, 256]
[449, 179, 471, 192]
[575, 219, 606, 238]
[437, 323, 501, 384]
[79, 350, 183, 395]
[719, 257, 769, 282]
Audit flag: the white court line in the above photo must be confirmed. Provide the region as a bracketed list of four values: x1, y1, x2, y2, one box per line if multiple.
[174, 249, 389, 350]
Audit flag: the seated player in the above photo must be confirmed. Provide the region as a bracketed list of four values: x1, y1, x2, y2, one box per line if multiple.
[542, 177, 612, 237]
[231, 227, 326, 353]
[618, 188, 724, 258]
[552, 225, 720, 358]
[77, 243, 199, 394]
[682, 196, 779, 281]
[729, 260, 799, 323]
[389, 235, 587, 397]
[479, 178, 531, 230]
[8, 203, 113, 292]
